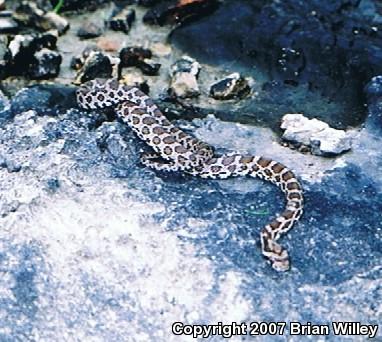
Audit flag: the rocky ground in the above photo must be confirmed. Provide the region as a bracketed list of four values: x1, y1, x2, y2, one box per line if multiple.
[0, 0, 381, 341]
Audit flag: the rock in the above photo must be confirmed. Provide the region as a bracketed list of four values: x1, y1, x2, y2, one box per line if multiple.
[0, 78, 381, 340]
[119, 46, 161, 76]
[41, 11, 70, 35]
[143, 0, 220, 26]
[0, 15, 18, 33]
[209, 73, 250, 100]
[109, 7, 135, 34]
[77, 21, 104, 39]
[74, 50, 113, 84]
[7, 31, 59, 77]
[14, 2, 69, 35]
[281, 114, 352, 156]
[0, 0, 5, 10]
[138, 59, 161, 76]
[29, 48, 62, 79]
[70, 46, 100, 70]
[171, 1, 382, 112]
[10, 84, 77, 117]
[169, 56, 200, 98]
[119, 46, 152, 66]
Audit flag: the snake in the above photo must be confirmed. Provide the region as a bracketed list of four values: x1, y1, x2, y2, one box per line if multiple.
[76, 78, 304, 272]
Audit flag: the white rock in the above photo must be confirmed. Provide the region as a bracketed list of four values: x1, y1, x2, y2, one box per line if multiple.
[169, 56, 201, 98]
[281, 113, 352, 156]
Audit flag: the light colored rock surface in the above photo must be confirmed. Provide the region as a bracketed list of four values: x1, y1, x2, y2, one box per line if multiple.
[281, 113, 353, 156]
[169, 56, 200, 98]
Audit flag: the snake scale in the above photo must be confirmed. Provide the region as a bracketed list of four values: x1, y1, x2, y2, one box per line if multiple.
[77, 79, 304, 271]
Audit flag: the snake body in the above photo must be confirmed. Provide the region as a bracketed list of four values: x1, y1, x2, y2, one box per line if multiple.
[77, 79, 304, 271]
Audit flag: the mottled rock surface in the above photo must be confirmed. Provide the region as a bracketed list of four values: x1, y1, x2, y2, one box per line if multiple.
[0, 85, 381, 340]
[171, 0, 382, 125]
[281, 114, 353, 156]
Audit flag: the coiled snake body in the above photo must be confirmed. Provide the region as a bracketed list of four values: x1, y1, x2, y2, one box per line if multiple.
[77, 79, 304, 271]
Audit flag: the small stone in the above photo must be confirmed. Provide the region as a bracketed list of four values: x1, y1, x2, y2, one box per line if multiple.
[74, 51, 113, 84]
[209, 73, 250, 100]
[29, 48, 62, 79]
[169, 56, 200, 98]
[171, 55, 200, 76]
[120, 46, 152, 67]
[77, 21, 103, 39]
[0, 16, 18, 33]
[7, 31, 59, 77]
[119, 46, 160, 75]
[139, 59, 161, 76]
[14, 2, 69, 35]
[42, 11, 70, 35]
[281, 114, 352, 156]
[109, 7, 135, 33]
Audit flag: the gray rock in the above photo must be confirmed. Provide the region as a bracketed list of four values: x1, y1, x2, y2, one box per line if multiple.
[13, 2, 69, 35]
[74, 50, 113, 84]
[169, 56, 200, 98]
[0, 16, 18, 33]
[42, 11, 70, 35]
[119, 46, 160, 76]
[209, 72, 250, 100]
[281, 113, 353, 156]
[109, 7, 135, 34]
[0, 85, 381, 340]
[29, 48, 62, 79]
[77, 21, 103, 39]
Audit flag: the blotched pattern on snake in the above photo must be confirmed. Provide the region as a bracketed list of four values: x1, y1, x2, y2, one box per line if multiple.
[77, 79, 304, 271]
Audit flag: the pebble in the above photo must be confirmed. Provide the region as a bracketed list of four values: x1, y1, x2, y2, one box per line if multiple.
[281, 113, 353, 156]
[14, 2, 69, 35]
[0, 16, 18, 33]
[77, 21, 104, 39]
[30, 48, 62, 79]
[109, 7, 135, 33]
[74, 50, 113, 84]
[209, 72, 250, 100]
[169, 56, 201, 98]
[7, 31, 60, 79]
[119, 46, 161, 75]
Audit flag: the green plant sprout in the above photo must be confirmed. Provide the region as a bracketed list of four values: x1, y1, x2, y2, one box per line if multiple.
[53, 0, 64, 14]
